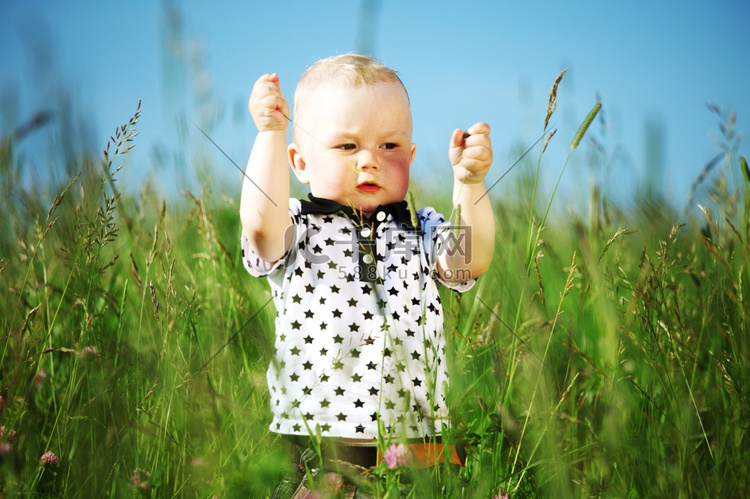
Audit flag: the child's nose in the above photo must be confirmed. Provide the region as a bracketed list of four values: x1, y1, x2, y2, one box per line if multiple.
[356, 149, 379, 171]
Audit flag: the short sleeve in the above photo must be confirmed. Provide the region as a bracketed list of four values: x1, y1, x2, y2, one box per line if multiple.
[240, 198, 301, 278]
[418, 207, 476, 292]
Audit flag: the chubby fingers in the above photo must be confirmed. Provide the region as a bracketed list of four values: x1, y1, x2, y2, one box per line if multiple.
[262, 72, 280, 85]
[250, 73, 287, 110]
[249, 73, 290, 131]
[450, 122, 492, 157]
[450, 128, 468, 149]
[250, 73, 283, 101]
[466, 123, 492, 157]
[254, 72, 284, 91]
[451, 121, 491, 145]
[449, 122, 492, 183]
[461, 122, 491, 141]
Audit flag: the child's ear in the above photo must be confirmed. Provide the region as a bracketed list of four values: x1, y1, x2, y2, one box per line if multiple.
[288, 143, 310, 184]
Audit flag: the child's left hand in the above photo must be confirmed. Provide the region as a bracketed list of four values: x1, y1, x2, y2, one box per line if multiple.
[449, 122, 492, 184]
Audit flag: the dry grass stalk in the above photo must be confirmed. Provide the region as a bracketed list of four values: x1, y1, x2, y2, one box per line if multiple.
[545, 68, 567, 131]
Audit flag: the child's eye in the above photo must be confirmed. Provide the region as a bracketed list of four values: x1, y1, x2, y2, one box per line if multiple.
[337, 144, 356, 151]
[381, 143, 399, 150]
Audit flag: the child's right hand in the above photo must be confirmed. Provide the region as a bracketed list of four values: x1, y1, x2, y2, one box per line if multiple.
[248, 73, 290, 133]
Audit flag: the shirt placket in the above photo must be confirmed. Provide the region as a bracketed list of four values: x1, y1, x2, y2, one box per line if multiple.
[356, 210, 388, 282]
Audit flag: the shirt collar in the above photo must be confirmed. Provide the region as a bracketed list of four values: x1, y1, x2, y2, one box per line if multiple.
[299, 194, 415, 228]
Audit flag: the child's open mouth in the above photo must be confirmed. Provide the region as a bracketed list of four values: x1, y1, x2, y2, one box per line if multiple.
[357, 182, 381, 194]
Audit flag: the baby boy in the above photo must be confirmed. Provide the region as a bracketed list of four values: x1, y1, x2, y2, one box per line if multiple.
[240, 54, 494, 454]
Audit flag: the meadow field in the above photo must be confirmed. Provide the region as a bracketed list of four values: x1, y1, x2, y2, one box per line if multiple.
[1, 86, 748, 498]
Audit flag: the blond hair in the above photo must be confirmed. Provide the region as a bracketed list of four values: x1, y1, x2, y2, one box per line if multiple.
[292, 54, 409, 142]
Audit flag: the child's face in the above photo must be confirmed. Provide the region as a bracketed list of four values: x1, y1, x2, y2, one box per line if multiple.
[289, 81, 416, 216]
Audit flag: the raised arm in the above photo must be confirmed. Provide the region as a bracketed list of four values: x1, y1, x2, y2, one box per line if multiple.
[438, 122, 495, 282]
[240, 73, 293, 263]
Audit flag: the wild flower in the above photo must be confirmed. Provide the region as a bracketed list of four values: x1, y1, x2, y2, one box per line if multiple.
[0, 442, 12, 459]
[39, 451, 59, 466]
[0, 426, 16, 441]
[384, 443, 413, 470]
[79, 345, 99, 360]
[493, 493, 510, 499]
[130, 468, 153, 495]
[321, 472, 343, 496]
[34, 369, 47, 387]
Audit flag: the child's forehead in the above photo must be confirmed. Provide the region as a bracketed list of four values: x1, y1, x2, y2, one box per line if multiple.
[293, 80, 412, 141]
[299, 80, 410, 113]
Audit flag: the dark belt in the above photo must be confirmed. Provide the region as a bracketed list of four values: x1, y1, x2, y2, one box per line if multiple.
[284, 437, 465, 470]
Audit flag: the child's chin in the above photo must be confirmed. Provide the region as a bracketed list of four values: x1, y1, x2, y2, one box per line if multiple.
[359, 197, 389, 211]
[352, 193, 403, 213]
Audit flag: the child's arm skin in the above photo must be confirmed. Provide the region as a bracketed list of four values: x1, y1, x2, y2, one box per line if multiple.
[240, 74, 293, 263]
[440, 122, 495, 281]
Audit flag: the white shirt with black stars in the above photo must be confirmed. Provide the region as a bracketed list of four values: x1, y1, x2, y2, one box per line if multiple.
[241, 195, 474, 441]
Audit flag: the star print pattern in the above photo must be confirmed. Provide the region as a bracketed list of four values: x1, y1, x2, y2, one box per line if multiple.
[241, 196, 474, 440]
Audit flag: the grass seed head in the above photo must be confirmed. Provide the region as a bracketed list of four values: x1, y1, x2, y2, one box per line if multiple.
[545, 68, 567, 131]
[571, 103, 602, 150]
[543, 129, 557, 154]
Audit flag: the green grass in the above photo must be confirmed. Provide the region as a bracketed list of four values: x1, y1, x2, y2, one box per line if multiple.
[1, 90, 748, 498]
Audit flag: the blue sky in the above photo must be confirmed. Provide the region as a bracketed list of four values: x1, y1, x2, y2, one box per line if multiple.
[1, 0, 748, 212]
